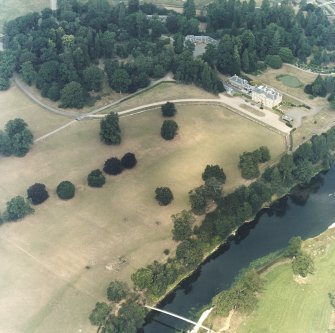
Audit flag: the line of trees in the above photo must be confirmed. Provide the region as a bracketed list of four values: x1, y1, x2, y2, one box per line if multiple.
[128, 125, 335, 303]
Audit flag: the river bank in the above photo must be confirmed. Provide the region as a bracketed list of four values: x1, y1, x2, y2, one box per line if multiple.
[142, 160, 335, 332]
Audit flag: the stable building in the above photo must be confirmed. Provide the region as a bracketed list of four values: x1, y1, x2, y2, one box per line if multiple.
[251, 85, 282, 108]
[228, 74, 253, 93]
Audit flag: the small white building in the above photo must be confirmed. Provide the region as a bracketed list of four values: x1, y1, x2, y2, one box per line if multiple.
[184, 35, 218, 46]
[251, 85, 282, 108]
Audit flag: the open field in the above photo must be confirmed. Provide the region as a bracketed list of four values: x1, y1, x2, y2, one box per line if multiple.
[0, 93, 285, 333]
[237, 228, 335, 333]
[0, 0, 49, 33]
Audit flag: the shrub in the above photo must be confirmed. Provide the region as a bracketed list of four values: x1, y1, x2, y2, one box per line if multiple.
[87, 169, 106, 187]
[161, 120, 178, 140]
[107, 280, 129, 302]
[27, 183, 49, 205]
[161, 102, 177, 117]
[292, 253, 314, 277]
[155, 187, 173, 205]
[103, 157, 123, 175]
[121, 152, 137, 169]
[56, 181, 75, 200]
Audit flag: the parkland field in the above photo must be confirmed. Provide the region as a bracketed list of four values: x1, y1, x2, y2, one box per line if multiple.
[237, 229, 335, 333]
[0, 82, 286, 333]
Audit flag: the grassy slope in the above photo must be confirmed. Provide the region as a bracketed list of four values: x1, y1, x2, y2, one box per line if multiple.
[0, 84, 285, 333]
[238, 229, 335, 333]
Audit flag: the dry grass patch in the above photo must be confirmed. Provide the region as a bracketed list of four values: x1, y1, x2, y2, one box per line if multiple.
[0, 104, 285, 333]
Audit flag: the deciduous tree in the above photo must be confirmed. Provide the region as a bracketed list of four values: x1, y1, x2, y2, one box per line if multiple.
[27, 183, 49, 205]
[155, 187, 173, 205]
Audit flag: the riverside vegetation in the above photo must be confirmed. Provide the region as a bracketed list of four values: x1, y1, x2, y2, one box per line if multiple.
[91, 126, 335, 333]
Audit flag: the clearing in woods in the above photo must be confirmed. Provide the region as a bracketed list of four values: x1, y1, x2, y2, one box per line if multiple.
[0, 85, 285, 333]
[237, 229, 335, 333]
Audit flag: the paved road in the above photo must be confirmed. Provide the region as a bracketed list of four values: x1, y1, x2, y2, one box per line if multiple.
[85, 95, 291, 135]
[14, 73, 175, 120]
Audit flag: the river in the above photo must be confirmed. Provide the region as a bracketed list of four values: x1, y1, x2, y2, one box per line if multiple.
[141, 165, 335, 332]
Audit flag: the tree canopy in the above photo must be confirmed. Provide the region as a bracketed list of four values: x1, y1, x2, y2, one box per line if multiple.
[56, 181, 75, 200]
[121, 152, 137, 169]
[103, 157, 123, 175]
[161, 102, 177, 117]
[155, 187, 173, 205]
[0, 118, 33, 157]
[87, 169, 106, 187]
[161, 120, 178, 140]
[2, 196, 34, 222]
[100, 112, 121, 145]
[27, 183, 49, 205]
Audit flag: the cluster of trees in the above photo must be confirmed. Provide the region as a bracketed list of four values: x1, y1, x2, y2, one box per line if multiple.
[131, 164, 225, 298]
[262, 131, 335, 194]
[304, 75, 335, 108]
[285, 236, 314, 277]
[205, 0, 334, 74]
[103, 152, 137, 175]
[188, 164, 226, 215]
[239, 146, 270, 179]
[90, 280, 146, 333]
[2, 0, 224, 109]
[0, 118, 33, 157]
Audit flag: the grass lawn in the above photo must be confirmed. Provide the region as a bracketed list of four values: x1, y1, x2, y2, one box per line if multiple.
[237, 229, 335, 333]
[277, 74, 303, 88]
[104, 82, 218, 114]
[249, 64, 318, 105]
[0, 95, 285, 333]
[0, 0, 49, 32]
